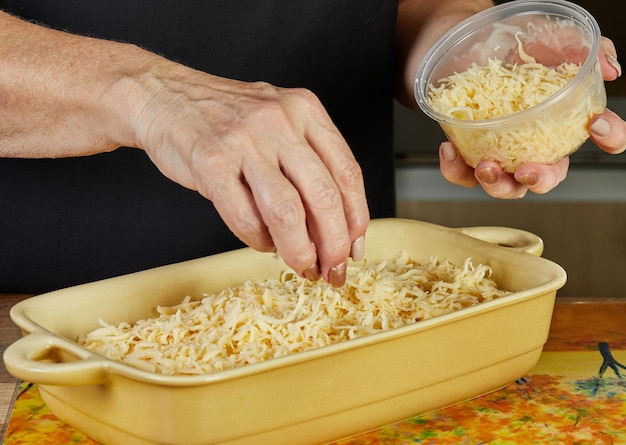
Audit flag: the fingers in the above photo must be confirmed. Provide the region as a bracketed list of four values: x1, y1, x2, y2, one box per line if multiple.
[589, 110, 626, 155]
[240, 147, 320, 275]
[439, 142, 525, 199]
[439, 141, 570, 198]
[248, 137, 353, 287]
[299, 96, 370, 277]
[474, 161, 527, 199]
[191, 145, 277, 254]
[186, 85, 367, 288]
[438, 142, 478, 188]
[469, 159, 569, 199]
[248, 89, 369, 286]
[513, 157, 569, 195]
[592, 38, 626, 154]
[599, 37, 622, 81]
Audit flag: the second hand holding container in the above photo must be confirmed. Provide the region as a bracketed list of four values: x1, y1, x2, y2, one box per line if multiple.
[414, 0, 607, 173]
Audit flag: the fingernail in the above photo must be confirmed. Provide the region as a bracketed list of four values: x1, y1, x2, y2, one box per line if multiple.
[440, 142, 457, 162]
[329, 261, 347, 288]
[476, 167, 497, 185]
[302, 262, 321, 282]
[350, 236, 365, 262]
[517, 172, 538, 187]
[607, 54, 622, 77]
[590, 118, 611, 137]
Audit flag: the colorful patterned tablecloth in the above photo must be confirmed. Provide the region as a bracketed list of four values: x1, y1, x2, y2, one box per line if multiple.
[3, 300, 626, 444]
[2, 346, 625, 445]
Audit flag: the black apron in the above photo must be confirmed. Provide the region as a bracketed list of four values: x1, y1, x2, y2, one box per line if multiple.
[0, 1, 398, 293]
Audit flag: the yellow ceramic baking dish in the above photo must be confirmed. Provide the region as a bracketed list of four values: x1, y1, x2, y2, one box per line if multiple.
[4, 218, 566, 445]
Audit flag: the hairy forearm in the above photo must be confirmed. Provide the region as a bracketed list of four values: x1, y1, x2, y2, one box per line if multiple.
[395, 0, 494, 107]
[0, 11, 153, 157]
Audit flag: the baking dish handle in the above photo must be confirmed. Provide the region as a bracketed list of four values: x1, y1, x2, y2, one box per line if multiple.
[457, 226, 544, 256]
[3, 329, 108, 386]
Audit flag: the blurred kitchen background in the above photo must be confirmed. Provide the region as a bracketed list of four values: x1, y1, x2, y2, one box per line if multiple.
[394, 0, 625, 298]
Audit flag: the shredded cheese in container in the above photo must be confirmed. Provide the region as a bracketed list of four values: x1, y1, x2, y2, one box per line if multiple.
[428, 58, 579, 121]
[426, 57, 604, 172]
[79, 253, 510, 376]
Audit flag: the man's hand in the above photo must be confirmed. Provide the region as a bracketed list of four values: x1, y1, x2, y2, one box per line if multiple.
[129, 69, 371, 286]
[0, 11, 370, 287]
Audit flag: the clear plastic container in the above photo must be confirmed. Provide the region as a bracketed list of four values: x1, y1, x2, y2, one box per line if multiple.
[414, 0, 607, 173]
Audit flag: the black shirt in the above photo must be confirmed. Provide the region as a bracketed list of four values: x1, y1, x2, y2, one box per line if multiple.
[0, 0, 398, 293]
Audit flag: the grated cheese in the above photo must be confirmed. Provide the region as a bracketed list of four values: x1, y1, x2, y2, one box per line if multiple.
[428, 58, 579, 121]
[427, 57, 604, 172]
[78, 253, 510, 376]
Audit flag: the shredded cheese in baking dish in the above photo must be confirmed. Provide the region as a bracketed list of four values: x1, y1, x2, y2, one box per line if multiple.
[427, 58, 580, 121]
[78, 253, 510, 376]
